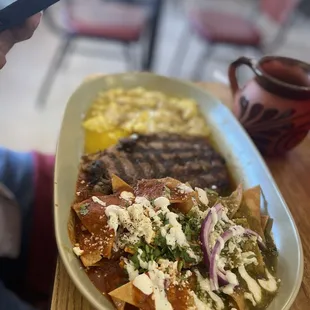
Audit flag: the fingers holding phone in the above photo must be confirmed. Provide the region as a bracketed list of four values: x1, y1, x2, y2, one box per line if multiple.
[0, 0, 59, 69]
[0, 13, 42, 69]
[11, 12, 42, 42]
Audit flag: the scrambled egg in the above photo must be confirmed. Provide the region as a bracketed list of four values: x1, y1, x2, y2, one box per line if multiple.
[83, 87, 210, 153]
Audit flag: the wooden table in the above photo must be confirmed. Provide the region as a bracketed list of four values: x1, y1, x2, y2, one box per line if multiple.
[51, 82, 310, 310]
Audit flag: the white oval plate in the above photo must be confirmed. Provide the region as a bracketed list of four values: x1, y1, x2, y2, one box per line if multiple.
[54, 73, 303, 310]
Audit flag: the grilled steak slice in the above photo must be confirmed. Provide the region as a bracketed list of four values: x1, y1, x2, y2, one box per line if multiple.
[76, 133, 230, 201]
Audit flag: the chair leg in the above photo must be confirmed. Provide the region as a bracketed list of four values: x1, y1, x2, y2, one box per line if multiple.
[122, 42, 136, 71]
[191, 44, 214, 81]
[168, 26, 192, 77]
[36, 36, 74, 109]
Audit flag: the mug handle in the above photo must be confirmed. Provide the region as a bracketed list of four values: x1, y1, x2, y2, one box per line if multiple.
[228, 57, 257, 96]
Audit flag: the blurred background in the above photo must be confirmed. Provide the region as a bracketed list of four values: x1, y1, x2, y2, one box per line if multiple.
[0, 0, 309, 152]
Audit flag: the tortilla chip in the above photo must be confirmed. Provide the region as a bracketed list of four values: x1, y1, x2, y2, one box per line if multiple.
[109, 282, 139, 307]
[111, 174, 133, 194]
[220, 184, 243, 218]
[80, 251, 102, 267]
[68, 210, 77, 244]
[134, 178, 167, 200]
[230, 289, 249, 310]
[234, 186, 265, 240]
[171, 199, 196, 214]
[165, 178, 198, 214]
[261, 215, 269, 232]
[134, 177, 197, 214]
[166, 284, 195, 310]
[72, 198, 116, 259]
[265, 217, 274, 235]
[111, 297, 126, 310]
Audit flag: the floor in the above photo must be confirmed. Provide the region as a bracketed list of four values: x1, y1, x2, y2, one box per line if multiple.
[1, 0, 310, 153]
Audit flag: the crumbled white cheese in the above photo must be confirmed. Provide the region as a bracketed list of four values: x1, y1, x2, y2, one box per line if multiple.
[228, 240, 236, 254]
[217, 256, 226, 274]
[120, 191, 135, 201]
[191, 205, 209, 220]
[177, 183, 193, 194]
[258, 268, 278, 292]
[148, 269, 173, 310]
[133, 273, 153, 295]
[135, 196, 152, 208]
[190, 290, 213, 310]
[238, 265, 262, 303]
[194, 270, 224, 310]
[230, 225, 245, 236]
[195, 187, 209, 206]
[185, 270, 192, 278]
[105, 203, 154, 245]
[92, 196, 106, 206]
[244, 292, 257, 306]
[158, 258, 172, 270]
[154, 196, 170, 210]
[165, 212, 187, 246]
[73, 246, 84, 256]
[209, 225, 224, 249]
[222, 284, 235, 295]
[161, 211, 198, 262]
[157, 259, 179, 284]
[124, 258, 139, 281]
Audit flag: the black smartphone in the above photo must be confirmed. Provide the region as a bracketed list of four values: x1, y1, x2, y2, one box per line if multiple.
[0, 0, 59, 31]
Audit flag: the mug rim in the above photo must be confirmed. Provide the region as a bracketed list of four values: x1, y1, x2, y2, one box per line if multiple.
[255, 55, 310, 92]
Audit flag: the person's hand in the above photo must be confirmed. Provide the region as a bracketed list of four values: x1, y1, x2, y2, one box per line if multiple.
[0, 13, 41, 69]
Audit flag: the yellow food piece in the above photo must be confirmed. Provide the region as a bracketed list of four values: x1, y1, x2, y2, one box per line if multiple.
[83, 87, 210, 153]
[84, 129, 128, 154]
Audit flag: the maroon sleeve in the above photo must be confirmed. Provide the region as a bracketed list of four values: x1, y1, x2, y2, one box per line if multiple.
[24, 152, 57, 297]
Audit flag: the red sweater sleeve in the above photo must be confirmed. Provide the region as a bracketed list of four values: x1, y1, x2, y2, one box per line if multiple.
[24, 152, 57, 296]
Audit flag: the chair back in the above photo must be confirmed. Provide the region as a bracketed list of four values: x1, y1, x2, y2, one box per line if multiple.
[260, 0, 300, 24]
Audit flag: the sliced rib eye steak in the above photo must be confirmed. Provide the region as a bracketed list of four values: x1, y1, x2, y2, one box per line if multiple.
[76, 133, 230, 201]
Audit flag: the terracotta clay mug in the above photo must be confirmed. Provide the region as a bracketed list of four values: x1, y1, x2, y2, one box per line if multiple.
[228, 56, 310, 156]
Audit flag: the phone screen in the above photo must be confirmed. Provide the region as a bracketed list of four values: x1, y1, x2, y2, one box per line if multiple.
[0, 0, 59, 31]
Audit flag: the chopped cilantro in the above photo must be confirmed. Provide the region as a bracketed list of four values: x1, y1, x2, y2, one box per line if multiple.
[158, 213, 169, 225]
[181, 211, 201, 241]
[127, 230, 198, 273]
[164, 186, 171, 199]
[178, 260, 184, 271]
[79, 203, 90, 216]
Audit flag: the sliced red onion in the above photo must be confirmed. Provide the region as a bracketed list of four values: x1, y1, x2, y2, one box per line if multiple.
[209, 226, 266, 291]
[200, 203, 229, 286]
[244, 228, 266, 250]
[200, 203, 224, 266]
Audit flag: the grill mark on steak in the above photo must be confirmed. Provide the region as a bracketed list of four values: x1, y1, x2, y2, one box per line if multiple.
[131, 152, 153, 179]
[132, 134, 209, 144]
[106, 152, 126, 178]
[77, 133, 231, 201]
[129, 152, 148, 180]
